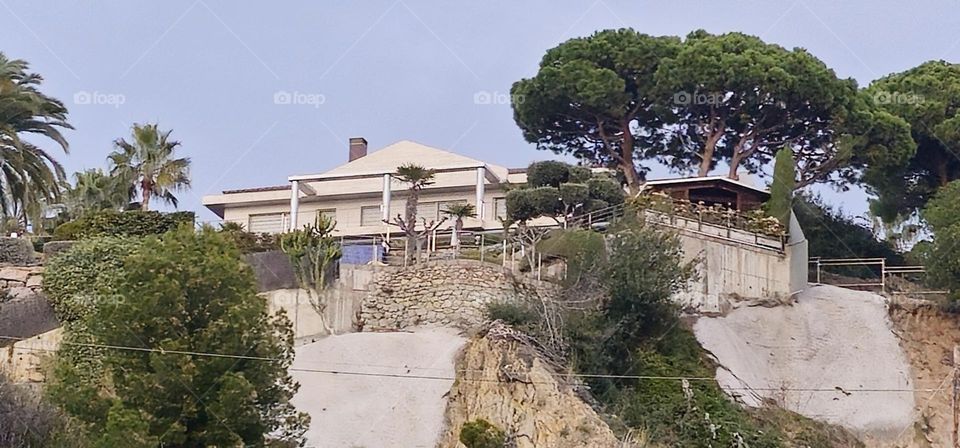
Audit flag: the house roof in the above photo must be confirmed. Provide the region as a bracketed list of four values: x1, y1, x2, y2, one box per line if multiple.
[221, 185, 290, 195]
[643, 175, 770, 196]
[290, 140, 506, 181]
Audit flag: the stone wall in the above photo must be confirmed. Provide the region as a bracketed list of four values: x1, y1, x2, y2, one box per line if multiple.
[0, 238, 37, 265]
[0, 266, 57, 348]
[360, 260, 559, 331]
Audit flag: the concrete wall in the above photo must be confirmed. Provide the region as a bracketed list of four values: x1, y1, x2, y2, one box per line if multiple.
[259, 263, 390, 339]
[667, 211, 805, 314]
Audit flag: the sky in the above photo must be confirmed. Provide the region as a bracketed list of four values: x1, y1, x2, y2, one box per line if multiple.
[2, 0, 958, 224]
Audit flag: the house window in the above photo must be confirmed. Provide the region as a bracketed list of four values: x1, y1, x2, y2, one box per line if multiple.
[360, 205, 382, 226]
[248, 213, 287, 234]
[417, 201, 439, 223]
[494, 197, 507, 220]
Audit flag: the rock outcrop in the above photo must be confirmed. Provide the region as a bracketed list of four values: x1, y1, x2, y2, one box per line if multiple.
[439, 322, 620, 448]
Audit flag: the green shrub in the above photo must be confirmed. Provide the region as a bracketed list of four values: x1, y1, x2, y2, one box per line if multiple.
[568, 165, 593, 183]
[527, 160, 571, 187]
[559, 183, 589, 210]
[43, 237, 141, 323]
[166, 211, 196, 227]
[52, 210, 188, 241]
[505, 188, 540, 222]
[587, 177, 625, 207]
[218, 223, 279, 253]
[485, 301, 538, 327]
[52, 220, 84, 241]
[459, 419, 506, 448]
[48, 228, 308, 446]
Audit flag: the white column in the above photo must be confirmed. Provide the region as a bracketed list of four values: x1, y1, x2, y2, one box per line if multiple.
[289, 180, 299, 231]
[475, 167, 485, 221]
[382, 174, 392, 222]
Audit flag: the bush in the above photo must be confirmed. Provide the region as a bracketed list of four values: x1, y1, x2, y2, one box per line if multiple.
[52, 219, 84, 241]
[559, 183, 589, 211]
[459, 419, 506, 448]
[587, 177, 625, 207]
[43, 237, 141, 323]
[52, 210, 188, 241]
[526, 160, 571, 187]
[166, 211, 196, 227]
[568, 165, 593, 183]
[486, 301, 538, 327]
[219, 223, 279, 253]
[0, 374, 86, 447]
[49, 228, 308, 446]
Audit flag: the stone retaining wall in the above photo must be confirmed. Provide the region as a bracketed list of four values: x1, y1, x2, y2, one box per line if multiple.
[360, 260, 558, 331]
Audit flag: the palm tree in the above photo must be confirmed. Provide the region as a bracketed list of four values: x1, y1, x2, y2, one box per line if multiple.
[392, 164, 436, 264]
[108, 123, 190, 210]
[442, 202, 476, 252]
[65, 169, 128, 215]
[0, 53, 72, 226]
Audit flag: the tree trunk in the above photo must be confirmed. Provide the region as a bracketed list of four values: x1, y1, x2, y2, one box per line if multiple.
[452, 218, 462, 253]
[698, 131, 723, 177]
[404, 189, 419, 265]
[727, 154, 741, 180]
[621, 129, 641, 194]
[141, 181, 152, 211]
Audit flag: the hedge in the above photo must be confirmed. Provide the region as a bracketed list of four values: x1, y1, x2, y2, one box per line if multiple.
[43, 237, 141, 323]
[52, 210, 195, 241]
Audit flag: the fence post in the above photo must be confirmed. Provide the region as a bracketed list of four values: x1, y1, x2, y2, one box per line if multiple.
[816, 259, 821, 284]
[537, 252, 542, 281]
[502, 240, 507, 267]
[881, 258, 887, 294]
[480, 235, 485, 263]
[953, 345, 960, 448]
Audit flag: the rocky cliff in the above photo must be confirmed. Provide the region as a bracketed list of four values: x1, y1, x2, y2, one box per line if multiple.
[439, 322, 620, 448]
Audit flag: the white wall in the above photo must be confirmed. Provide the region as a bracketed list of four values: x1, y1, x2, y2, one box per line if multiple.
[670, 222, 798, 314]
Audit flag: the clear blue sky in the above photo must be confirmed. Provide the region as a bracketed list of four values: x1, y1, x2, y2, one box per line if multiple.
[2, 1, 956, 223]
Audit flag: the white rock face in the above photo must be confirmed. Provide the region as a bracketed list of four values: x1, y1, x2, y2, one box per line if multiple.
[694, 285, 915, 441]
[290, 327, 466, 448]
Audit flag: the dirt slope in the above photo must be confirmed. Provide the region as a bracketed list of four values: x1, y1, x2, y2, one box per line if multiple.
[694, 285, 915, 443]
[888, 299, 960, 448]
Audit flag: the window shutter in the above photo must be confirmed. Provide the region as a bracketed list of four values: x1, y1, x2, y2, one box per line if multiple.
[248, 213, 285, 233]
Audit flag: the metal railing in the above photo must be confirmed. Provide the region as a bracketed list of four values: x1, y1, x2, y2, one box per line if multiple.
[567, 201, 786, 252]
[809, 257, 947, 295]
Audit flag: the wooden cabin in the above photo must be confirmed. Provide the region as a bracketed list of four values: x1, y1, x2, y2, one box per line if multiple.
[643, 176, 769, 212]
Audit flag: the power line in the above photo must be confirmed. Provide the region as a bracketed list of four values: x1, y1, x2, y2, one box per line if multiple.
[0, 334, 937, 393]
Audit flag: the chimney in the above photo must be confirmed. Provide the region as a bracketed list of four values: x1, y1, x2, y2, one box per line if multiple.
[349, 137, 368, 162]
